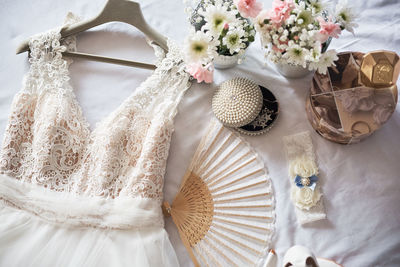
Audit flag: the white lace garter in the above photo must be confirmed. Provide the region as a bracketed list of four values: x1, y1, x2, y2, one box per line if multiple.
[283, 131, 326, 225]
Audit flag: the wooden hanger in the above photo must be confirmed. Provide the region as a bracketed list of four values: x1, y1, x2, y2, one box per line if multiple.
[16, 0, 168, 70]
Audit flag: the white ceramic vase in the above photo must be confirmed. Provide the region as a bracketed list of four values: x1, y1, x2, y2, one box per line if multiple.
[214, 53, 240, 69]
[275, 62, 313, 78]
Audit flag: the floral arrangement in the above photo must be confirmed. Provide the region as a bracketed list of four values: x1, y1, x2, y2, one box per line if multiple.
[183, 0, 261, 83]
[254, 0, 358, 74]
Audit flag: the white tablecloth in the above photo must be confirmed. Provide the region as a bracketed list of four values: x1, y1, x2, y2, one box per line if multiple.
[0, 0, 399, 266]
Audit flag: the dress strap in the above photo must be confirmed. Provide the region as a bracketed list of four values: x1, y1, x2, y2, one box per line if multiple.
[126, 38, 191, 121]
[24, 13, 80, 95]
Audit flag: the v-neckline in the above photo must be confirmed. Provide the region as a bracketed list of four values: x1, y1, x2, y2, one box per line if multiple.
[65, 42, 166, 136]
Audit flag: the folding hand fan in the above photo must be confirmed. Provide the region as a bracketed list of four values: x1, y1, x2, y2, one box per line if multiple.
[163, 119, 275, 267]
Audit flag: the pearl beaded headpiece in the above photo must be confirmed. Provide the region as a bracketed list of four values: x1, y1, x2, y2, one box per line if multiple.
[212, 77, 263, 128]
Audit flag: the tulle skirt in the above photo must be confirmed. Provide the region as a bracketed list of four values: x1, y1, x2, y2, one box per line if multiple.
[0, 203, 179, 267]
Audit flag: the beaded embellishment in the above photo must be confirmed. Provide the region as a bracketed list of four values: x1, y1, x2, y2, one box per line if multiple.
[212, 77, 263, 128]
[212, 78, 279, 136]
[283, 131, 326, 225]
[237, 85, 279, 136]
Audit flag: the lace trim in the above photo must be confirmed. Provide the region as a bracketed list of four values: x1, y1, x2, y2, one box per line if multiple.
[0, 11, 191, 214]
[283, 131, 326, 225]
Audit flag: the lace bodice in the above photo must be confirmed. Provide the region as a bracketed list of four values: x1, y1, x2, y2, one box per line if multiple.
[0, 14, 190, 203]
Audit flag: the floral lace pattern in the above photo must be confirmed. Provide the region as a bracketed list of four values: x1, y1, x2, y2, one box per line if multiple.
[0, 13, 190, 203]
[283, 131, 326, 225]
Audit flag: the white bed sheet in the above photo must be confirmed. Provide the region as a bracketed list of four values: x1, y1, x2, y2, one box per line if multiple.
[0, 0, 399, 266]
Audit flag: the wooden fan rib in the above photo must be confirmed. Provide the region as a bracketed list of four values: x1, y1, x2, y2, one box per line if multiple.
[210, 168, 264, 193]
[212, 180, 267, 198]
[203, 141, 246, 181]
[193, 125, 224, 174]
[213, 192, 270, 203]
[215, 211, 272, 220]
[188, 121, 216, 172]
[206, 232, 255, 265]
[171, 172, 214, 249]
[212, 222, 267, 244]
[208, 156, 258, 188]
[214, 217, 271, 231]
[198, 242, 223, 267]
[209, 228, 262, 256]
[202, 237, 238, 267]
[193, 245, 211, 267]
[197, 133, 234, 177]
[215, 204, 272, 209]
[171, 121, 275, 267]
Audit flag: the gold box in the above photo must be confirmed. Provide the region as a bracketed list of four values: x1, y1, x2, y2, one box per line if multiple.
[306, 51, 399, 145]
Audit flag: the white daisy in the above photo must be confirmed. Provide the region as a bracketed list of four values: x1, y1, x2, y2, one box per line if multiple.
[284, 44, 309, 67]
[335, 0, 358, 34]
[222, 27, 246, 54]
[306, 42, 322, 63]
[309, 0, 327, 15]
[308, 49, 338, 74]
[296, 10, 313, 27]
[183, 30, 218, 64]
[200, 1, 237, 37]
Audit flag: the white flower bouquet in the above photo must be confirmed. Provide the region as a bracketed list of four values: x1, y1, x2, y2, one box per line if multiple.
[255, 0, 358, 74]
[183, 0, 260, 83]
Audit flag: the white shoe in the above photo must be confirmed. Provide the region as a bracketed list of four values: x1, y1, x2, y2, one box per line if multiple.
[282, 245, 342, 267]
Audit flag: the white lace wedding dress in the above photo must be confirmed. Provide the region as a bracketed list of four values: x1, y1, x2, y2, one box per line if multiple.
[0, 14, 190, 267]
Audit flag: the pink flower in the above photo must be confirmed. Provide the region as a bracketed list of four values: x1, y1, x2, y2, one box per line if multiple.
[266, 0, 294, 26]
[186, 62, 214, 83]
[272, 45, 284, 53]
[316, 16, 342, 43]
[272, 39, 288, 53]
[234, 0, 263, 18]
[223, 23, 229, 30]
